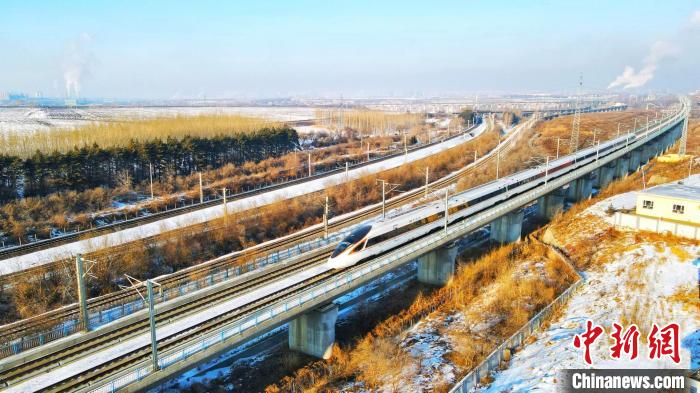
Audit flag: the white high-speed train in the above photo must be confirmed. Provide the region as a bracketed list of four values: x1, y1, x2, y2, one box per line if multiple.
[327, 128, 660, 270]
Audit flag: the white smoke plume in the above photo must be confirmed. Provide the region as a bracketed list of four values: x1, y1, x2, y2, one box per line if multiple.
[692, 10, 700, 25]
[607, 40, 680, 89]
[62, 33, 94, 98]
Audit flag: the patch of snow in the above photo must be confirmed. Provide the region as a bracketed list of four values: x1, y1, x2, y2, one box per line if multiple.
[401, 318, 457, 389]
[587, 191, 638, 218]
[480, 189, 699, 392]
[1, 123, 487, 275]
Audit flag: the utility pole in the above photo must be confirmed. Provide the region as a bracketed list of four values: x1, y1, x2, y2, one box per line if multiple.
[645, 115, 650, 139]
[679, 115, 689, 156]
[424, 167, 430, 198]
[149, 163, 154, 199]
[147, 280, 159, 372]
[75, 254, 89, 331]
[404, 132, 408, 156]
[308, 153, 312, 177]
[556, 137, 561, 159]
[323, 194, 329, 238]
[544, 156, 550, 185]
[474, 150, 477, 163]
[222, 188, 228, 226]
[616, 123, 621, 139]
[496, 148, 501, 179]
[569, 74, 583, 153]
[443, 189, 449, 234]
[345, 161, 349, 181]
[379, 179, 386, 218]
[366, 141, 370, 161]
[198, 172, 204, 203]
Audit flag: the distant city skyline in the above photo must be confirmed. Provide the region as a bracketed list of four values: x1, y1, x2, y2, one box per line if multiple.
[1, 1, 699, 99]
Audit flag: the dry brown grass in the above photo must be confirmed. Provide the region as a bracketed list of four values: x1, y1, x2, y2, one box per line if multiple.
[0, 114, 280, 157]
[260, 110, 698, 392]
[3, 128, 500, 321]
[265, 239, 578, 392]
[531, 110, 657, 155]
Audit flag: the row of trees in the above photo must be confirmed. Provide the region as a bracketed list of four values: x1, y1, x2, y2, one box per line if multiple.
[0, 127, 298, 201]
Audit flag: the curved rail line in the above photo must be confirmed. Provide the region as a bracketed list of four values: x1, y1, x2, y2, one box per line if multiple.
[0, 102, 679, 392]
[0, 111, 561, 351]
[0, 119, 512, 346]
[0, 125, 473, 261]
[0, 252, 332, 388]
[0, 104, 621, 355]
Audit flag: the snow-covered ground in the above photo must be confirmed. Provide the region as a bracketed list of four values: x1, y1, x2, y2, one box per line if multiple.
[588, 174, 700, 221]
[3, 261, 331, 393]
[0, 106, 317, 135]
[159, 262, 420, 392]
[0, 122, 487, 275]
[479, 185, 700, 392]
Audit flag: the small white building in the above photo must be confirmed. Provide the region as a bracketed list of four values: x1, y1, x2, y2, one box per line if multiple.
[636, 182, 700, 225]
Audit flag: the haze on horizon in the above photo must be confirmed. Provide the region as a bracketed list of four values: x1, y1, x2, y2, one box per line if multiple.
[1, 0, 700, 100]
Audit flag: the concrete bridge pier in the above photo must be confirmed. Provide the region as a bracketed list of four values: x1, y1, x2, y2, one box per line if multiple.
[613, 156, 630, 180]
[642, 143, 656, 164]
[660, 133, 673, 153]
[288, 303, 338, 359]
[628, 151, 641, 173]
[594, 163, 615, 189]
[490, 209, 524, 244]
[417, 243, 458, 285]
[536, 188, 565, 219]
[566, 174, 593, 202]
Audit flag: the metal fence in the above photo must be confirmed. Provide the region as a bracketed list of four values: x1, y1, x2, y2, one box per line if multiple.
[449, 279, 583, 393]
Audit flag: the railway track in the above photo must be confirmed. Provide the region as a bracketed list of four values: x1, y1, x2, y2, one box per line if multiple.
[0, 125, 476, 262]
[0, 117, 519, 349]
[1, 103, 674, 392]
[0, 251, 333, 389]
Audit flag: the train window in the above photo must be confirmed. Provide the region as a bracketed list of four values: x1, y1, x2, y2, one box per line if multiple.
[331, 225, 372, 257]
[672, 204, 685, 214]
[349, 239, 367, 254]
[642, 200, 653, 209]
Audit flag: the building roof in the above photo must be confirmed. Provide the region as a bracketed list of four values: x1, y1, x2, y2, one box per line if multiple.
[639, 180, 700, 202]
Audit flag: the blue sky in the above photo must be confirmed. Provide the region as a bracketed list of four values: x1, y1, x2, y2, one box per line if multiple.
[1, 0, 699, 98]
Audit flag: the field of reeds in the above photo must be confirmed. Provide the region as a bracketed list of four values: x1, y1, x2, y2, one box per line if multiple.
[315, 109, 424, 135]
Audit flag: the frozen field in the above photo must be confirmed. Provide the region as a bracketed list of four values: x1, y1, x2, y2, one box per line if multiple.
[0, 106, 318, 135]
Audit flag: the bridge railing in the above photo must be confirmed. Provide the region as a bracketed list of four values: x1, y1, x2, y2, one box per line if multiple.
[0, 103, 631, 359]
[83, 102, 688, 393]
[0, 228, 352, 359]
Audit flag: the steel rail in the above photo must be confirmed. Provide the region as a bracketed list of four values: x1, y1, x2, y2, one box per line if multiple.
[0, 251, 332, 387]
[3, 101, 683, 393]
[0, 104, 620, 357]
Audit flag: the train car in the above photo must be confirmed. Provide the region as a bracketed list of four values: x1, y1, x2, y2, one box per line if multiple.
[327, 128, 639, 270]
